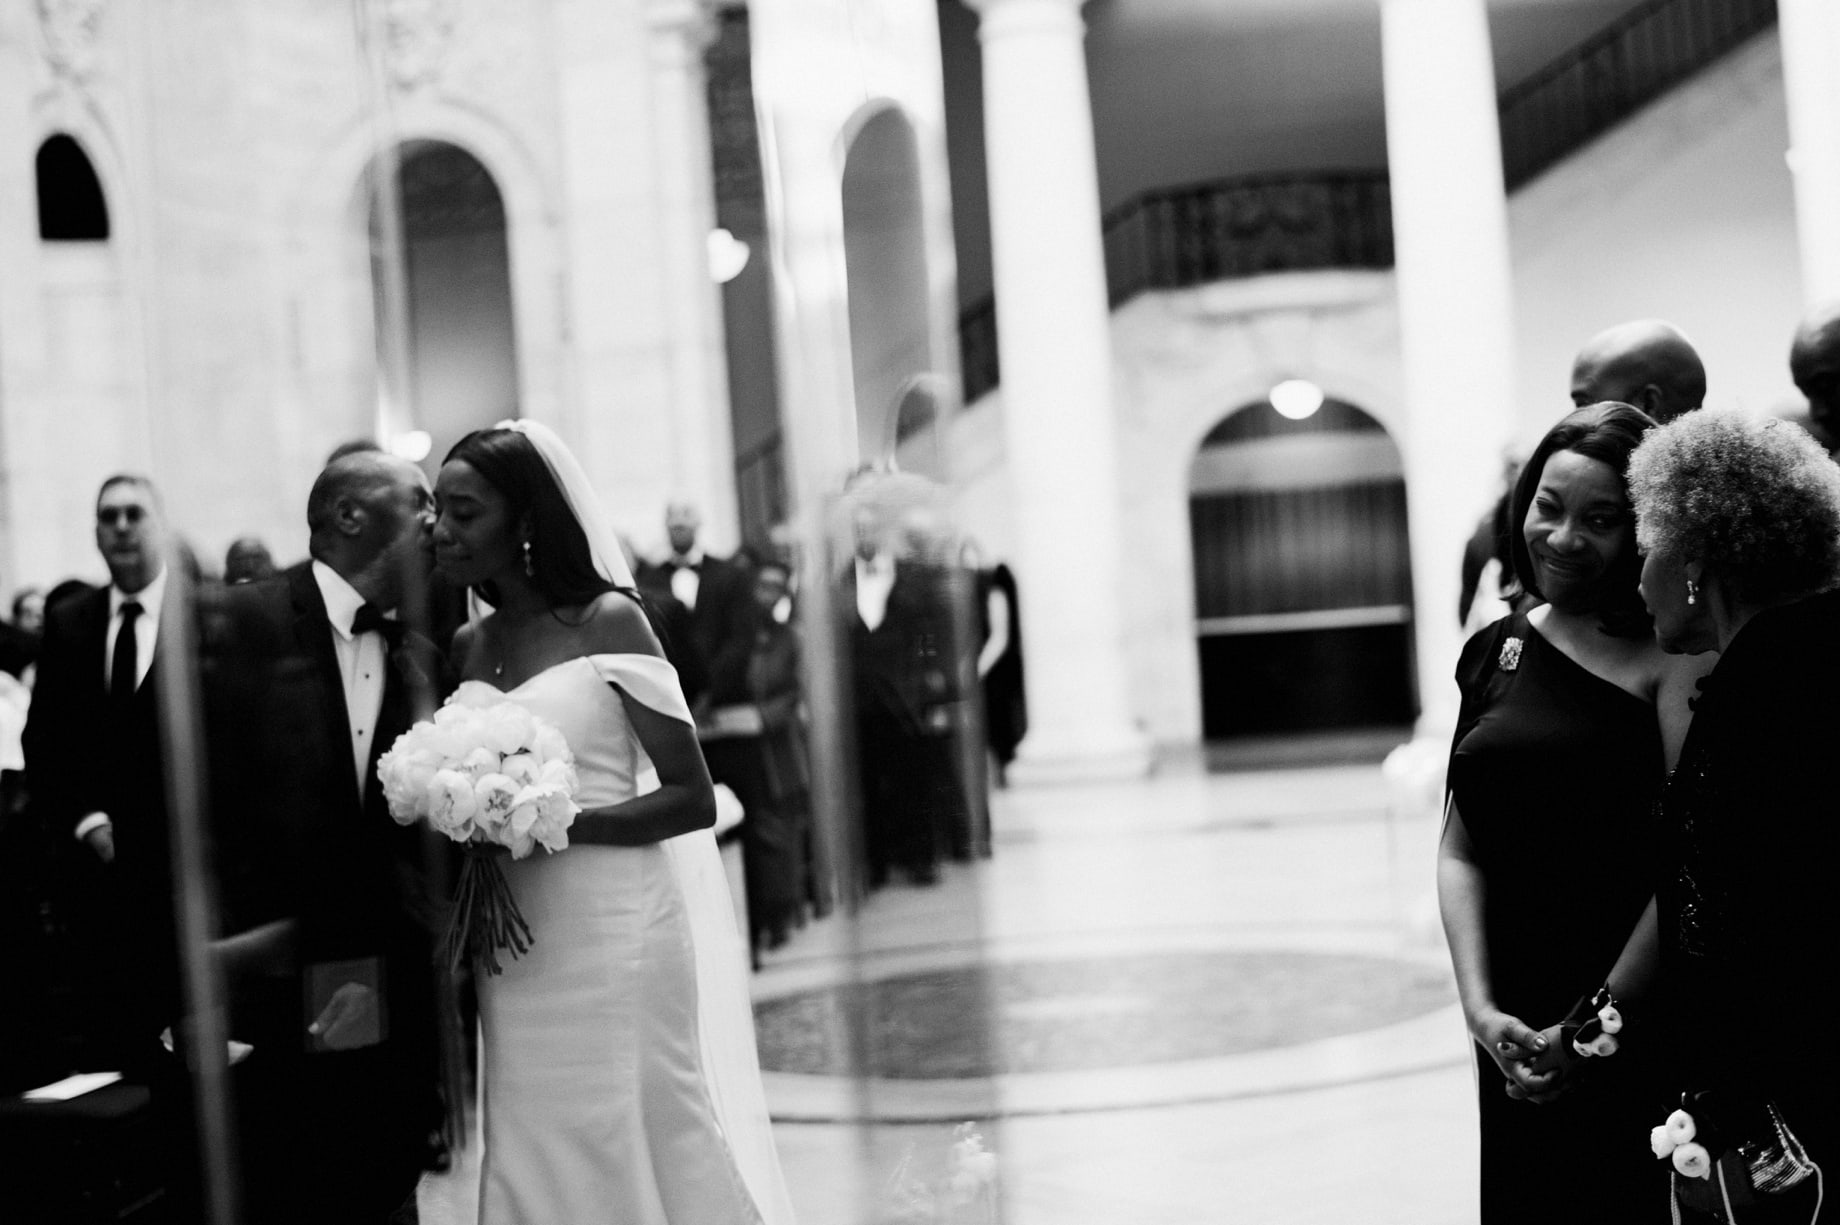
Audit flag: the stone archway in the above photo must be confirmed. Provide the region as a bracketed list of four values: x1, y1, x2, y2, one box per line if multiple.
[362, 139, 520, 462]
[1188, 394, 1417, 739]
[840, 106, 937, 471]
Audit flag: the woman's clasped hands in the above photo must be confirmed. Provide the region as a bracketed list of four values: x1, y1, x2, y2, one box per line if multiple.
[1472, 1011, 1575, 1103]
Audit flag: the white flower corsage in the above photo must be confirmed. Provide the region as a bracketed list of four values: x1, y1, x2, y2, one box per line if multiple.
[1567, 984, 1625, 1057]
[1650, 1107, 1713, 1180]
[1672, 1142, 1713, 1180]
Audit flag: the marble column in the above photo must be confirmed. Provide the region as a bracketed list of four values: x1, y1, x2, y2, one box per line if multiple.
[1779, 0, 1840, 307]
[1379, 0, 1517, 731]
[645, 0, 741, 552]
[967, 0, 1150, 780]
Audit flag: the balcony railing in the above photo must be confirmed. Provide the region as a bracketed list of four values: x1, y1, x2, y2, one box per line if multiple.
[957, 0, 1777, 405]
[1101, 172, 1396, 309]
[1499, 0, 1777, 190]
[960, 173, 1392, 405]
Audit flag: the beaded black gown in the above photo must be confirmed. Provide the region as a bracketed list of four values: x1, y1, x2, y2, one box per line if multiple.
[1653, 590, 1840, 1186]
[1448, 612, 1670, 1224]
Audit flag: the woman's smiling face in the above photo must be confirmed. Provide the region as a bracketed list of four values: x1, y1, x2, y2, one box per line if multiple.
[1522, 448, 1631, 612]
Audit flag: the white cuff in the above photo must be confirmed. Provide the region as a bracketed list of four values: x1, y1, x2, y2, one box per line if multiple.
[73, 812, 111, 841]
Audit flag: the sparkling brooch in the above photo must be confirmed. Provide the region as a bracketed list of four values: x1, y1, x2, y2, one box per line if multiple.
[1499, 637, 1523, 672]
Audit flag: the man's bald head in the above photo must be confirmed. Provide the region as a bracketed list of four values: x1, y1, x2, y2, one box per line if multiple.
[1791, 302, 1840, 435]
[1570, 320, 1706, 423]
[306, 450, 434, 607]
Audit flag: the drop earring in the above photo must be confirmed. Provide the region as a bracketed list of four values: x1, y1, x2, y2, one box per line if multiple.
[1686, 579, 1698, 606]
[523, 539, 534, 578]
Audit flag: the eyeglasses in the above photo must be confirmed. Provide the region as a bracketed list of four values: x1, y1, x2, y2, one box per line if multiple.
[97, 506, 147, 527]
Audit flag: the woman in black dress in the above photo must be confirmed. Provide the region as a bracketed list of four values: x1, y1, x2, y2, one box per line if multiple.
[1441, 403, 1707, 1223]
[1621, 409, 1840, 1212]
[976, 561, 1025, 787]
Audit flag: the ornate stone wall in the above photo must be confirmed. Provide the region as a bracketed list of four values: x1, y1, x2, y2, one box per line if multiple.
[0, 0, 735, 588]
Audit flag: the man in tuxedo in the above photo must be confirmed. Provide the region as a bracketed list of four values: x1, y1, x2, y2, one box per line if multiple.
[639, 502, 749, 709]
[1569, 319, 1706, 422]
[203, 449, 448, 1225]
[844, 508, 963, 888]
[23, 475, 176, 1070]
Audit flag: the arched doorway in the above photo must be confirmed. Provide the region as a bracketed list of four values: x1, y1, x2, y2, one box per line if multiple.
[366, 140, 519, 458]
[1189, 396, 1416, 739]
[840, 106, 939, 477]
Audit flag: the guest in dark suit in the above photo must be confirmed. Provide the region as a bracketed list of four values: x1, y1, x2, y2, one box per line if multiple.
[845, 511, 963, 888]
[1783, 300, 1840, 458]
[223, 536, 278, 586]
[23, 475, 177, 1072]
[0, 588, 40, 680]
[699, 559, 810, 960]
[638, 502, 751, 710]
[201, 449, 448, 1225]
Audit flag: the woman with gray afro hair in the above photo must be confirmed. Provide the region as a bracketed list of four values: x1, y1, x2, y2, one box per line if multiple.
[1627, 408, 1840, 647]
[1565, 408, 1840, 1211]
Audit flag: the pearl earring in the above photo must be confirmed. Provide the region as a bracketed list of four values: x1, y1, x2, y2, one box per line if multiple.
[522, 539, 534, 578]
[1686, 579, 1698, 606]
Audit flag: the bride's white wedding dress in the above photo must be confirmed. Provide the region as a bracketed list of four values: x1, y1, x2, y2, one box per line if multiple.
[464, 653, 795, 1225]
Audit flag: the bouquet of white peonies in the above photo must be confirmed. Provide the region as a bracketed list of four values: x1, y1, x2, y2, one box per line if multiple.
[378, 687, 581, 974]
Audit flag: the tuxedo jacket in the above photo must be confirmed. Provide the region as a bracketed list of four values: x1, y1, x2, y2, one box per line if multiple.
[844, 561, 961, 736]
[200, 562, 447, 1208]
[639, 554, 753, 703]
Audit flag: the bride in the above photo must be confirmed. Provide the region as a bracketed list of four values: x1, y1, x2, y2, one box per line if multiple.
[430, 420, 795, 1225]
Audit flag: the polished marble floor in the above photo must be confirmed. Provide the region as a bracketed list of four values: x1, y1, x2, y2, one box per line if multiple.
[423, 747, 1483, 1225]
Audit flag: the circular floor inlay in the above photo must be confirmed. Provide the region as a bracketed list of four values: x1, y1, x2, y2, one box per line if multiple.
[754, 950, 1454, 1079]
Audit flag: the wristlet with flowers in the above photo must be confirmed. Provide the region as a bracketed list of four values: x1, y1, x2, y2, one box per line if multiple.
[1562, 982, 1626, 1058]
[379, 688, 580, 975]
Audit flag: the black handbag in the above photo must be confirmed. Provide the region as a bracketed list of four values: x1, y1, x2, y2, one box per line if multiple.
[1669, 1093, 1822, 1225]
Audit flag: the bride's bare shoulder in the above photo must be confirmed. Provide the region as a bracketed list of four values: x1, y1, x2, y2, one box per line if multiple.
[448, 619, 486, 676]
[580, 589, 663, 658]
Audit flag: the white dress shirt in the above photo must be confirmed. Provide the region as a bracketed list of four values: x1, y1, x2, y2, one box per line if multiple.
[312, 561, 393, 795]
[104, 566, 168, 694]
[668, 547, 705, 611]
[855, 553, 895, 633]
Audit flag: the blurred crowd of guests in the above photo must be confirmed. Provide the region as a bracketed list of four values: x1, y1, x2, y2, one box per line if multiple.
[0, 463, 1029, 1078]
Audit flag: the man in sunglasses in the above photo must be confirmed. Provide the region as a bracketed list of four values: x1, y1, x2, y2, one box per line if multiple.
[23, 474, 175, 1076]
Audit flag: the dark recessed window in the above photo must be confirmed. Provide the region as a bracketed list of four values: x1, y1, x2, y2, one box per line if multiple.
[36, 134, 110, 241]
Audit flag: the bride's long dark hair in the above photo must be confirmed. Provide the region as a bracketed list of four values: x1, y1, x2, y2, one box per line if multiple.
[444, 427, 621, 610]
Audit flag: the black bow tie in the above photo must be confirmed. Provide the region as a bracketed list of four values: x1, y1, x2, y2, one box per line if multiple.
[351, 603, 405, 647]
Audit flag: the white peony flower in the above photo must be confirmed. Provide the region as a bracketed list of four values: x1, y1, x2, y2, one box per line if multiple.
[1672, 1142, 1712, 1180]
[535, 758, 577, 793]
[532, 721, 570, 763]
[378, 742, 437, 823]
[1598, 1004, 1623, 1035]
[1666, 1109, 1697, 1146]
[421, 722, 472, 763]
[460, 746, 501, 781]
[472, 773, 520, 836]
[1587, 1034, 1620, 1057]
[1651, 1125, 1677, 1159]
[500, 752, 541, 788]
[523, 788, 579, 854]
[480, 704, 536, 757]
[502, 825, 539, 860]
[428, 769, 480, 838]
